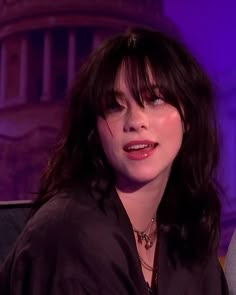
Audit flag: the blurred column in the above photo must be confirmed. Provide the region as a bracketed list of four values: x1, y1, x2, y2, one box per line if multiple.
[92, 30, 103, 50]
[0, 41, 6, 107]
[19, 35, 28, 103]
[67, 29, 76, 87]
[41, 30, 52, 101]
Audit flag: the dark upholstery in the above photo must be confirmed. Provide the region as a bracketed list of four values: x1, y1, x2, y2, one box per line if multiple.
[0, 201, 31, 265]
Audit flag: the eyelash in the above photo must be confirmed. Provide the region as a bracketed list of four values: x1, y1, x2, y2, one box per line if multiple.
[105, 96, 164, 114]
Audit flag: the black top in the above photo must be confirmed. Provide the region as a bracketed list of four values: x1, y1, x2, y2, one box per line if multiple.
[0, 185, 229, 295]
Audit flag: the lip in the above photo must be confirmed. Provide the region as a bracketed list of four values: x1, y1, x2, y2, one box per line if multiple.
[123, 140, 157, 150]
[123, 140, 158, 160]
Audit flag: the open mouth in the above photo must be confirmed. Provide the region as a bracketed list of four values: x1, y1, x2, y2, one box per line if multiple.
[124, 143, 158, 152]
[123, 141, 159, 160]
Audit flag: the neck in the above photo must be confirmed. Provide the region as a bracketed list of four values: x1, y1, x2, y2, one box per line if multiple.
[116, 174, 169, 231]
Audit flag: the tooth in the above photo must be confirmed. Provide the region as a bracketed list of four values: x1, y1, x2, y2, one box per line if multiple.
[127, 144, 150, 150]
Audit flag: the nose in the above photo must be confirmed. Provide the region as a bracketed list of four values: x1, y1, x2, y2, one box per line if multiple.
[124, 104, 148, 132]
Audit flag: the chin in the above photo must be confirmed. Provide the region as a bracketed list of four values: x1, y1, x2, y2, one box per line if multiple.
[126, 172, 161, 185]
[128, 165, 171, 183]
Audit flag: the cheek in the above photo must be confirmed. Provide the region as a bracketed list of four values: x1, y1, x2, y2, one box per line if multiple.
[97, 119, 123, 169]
[157, 109, 183, 142]
[97, 118, 111, 147]
[169, 111, 184, 135]
[97, 118, 121, 161]
[97, 117, 122, 142]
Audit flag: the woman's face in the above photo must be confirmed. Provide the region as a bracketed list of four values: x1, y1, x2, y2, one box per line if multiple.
[97, 66, 184, 189]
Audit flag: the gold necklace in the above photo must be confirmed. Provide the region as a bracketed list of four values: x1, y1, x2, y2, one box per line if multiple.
[139, 255, 157, 272]
[132, 217, 155, 250]
[138, 223, 160, 289]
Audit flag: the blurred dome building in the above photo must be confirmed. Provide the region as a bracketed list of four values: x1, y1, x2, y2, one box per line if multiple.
[0, 0, 168, 108]
[0, 0, 172, 200]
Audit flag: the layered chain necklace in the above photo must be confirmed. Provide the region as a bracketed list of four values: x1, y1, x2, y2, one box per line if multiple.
[133, 218, 159, 295]
[132, 217, 156, 250]
[132, 217, 158, 275]
[132, 217, 159, 295]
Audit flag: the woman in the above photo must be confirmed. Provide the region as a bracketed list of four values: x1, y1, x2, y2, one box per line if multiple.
[225, 230, 236, 295]
[0, 27, 228, 294]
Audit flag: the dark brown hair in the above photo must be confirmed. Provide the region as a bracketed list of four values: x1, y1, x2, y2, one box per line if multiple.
[32, 27, 221, 267]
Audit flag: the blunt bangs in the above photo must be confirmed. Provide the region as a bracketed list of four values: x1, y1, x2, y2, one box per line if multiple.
[85, 30, 188, 125]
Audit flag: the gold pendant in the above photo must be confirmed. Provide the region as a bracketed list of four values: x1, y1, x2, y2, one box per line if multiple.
[145, 239, 153, 249]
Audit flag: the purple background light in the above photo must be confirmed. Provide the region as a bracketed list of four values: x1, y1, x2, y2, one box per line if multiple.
[0, 0, 235, 254]
[164, 0, 236, 254]
[164, 0, 236, 74]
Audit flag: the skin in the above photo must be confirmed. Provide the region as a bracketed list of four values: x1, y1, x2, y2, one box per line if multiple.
[97, 64, 184, 285]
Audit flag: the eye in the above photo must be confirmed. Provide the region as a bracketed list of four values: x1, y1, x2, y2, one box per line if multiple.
[145, 95, 164, 106]
[105, 102, 125, 114]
